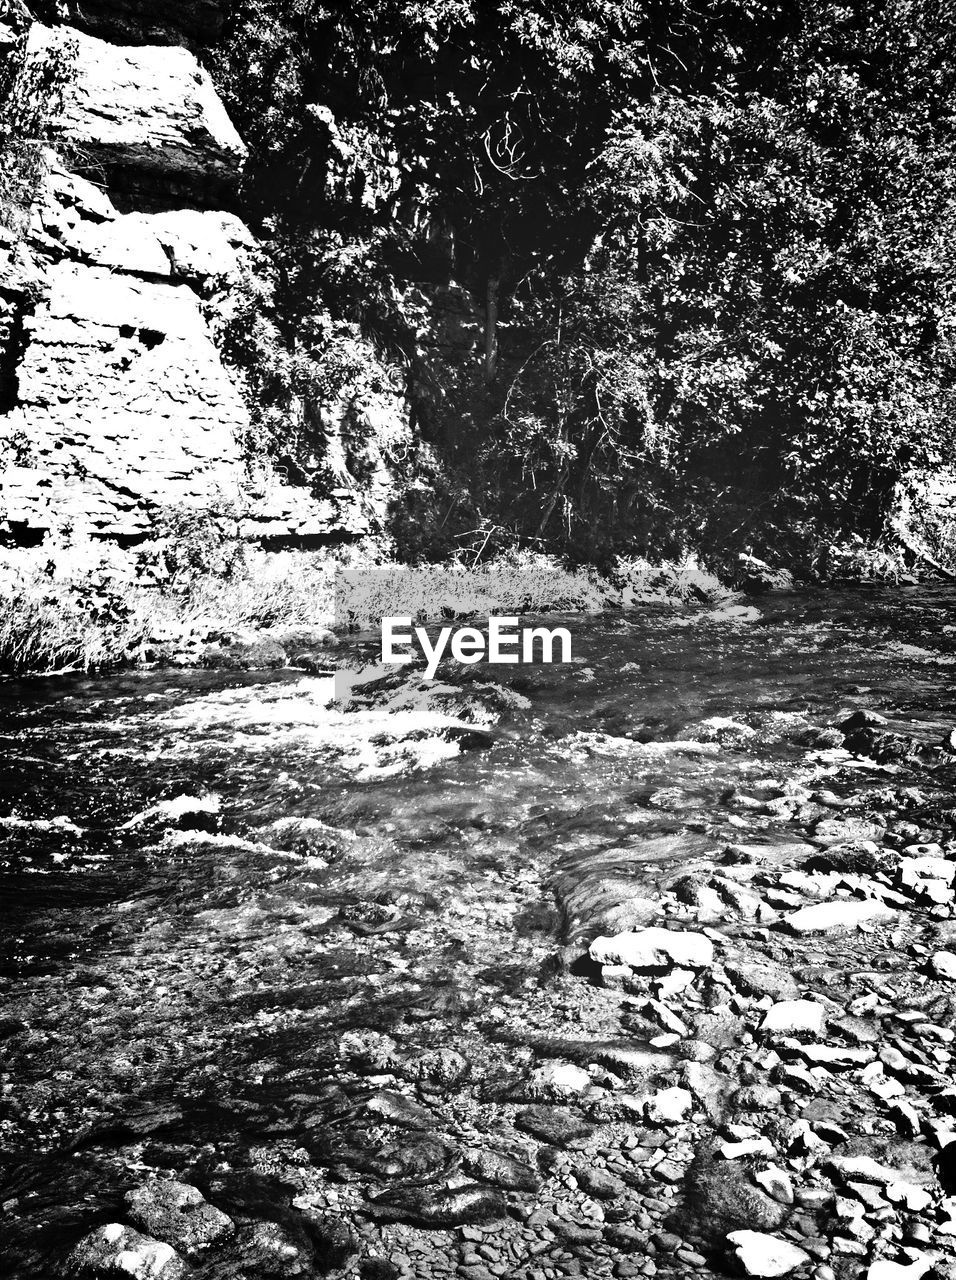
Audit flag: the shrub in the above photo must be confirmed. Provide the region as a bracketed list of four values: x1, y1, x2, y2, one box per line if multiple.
[0, 27, 75, 231]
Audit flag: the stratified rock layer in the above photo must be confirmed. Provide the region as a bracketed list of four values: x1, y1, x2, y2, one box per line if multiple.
[0, 21, 363, 544]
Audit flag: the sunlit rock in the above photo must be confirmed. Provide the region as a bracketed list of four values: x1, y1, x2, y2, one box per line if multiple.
[589, 927, 714, 971]
[782, 899, 896, 934]
[726, 1230, 810, 1277]
[63, 1224, 186, 1279]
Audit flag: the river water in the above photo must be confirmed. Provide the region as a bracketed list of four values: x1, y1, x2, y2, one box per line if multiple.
[2, 587, 956, 1279]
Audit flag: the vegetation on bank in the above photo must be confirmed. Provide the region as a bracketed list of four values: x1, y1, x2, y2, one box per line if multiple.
[210, 0, 956, 565]
[0, 509, 739, 674]
[0, 508, 932, 677]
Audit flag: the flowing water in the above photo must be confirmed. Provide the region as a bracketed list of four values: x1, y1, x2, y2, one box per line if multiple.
[3, 586, 956, 1277]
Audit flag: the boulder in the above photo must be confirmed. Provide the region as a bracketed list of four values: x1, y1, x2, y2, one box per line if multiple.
[760, 1000, 826, 1036]
[782, 899, 896, 935]
[63, 1224, 186, 1279]
[589, 928, 715, 971]
[726, 1230, 810, 1277]
[723, 956, 800, 1002]
[646, 1086, 693, 1124]
[931, 951, 956, 981]
[754, 1167, 794, 1205]
[125, 1178, 234, 1258]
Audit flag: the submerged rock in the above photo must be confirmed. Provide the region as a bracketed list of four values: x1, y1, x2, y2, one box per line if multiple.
[515, 1105, 592, 1146]
[461, 1147, 540, 1191]
[363, 1183, 506, 1227]
[234, 1222, 312, 1277]
[125, 1179, 234, 1258]
[365, 1090, 438, 1129]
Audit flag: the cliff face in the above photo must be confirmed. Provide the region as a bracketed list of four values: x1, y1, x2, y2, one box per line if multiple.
[0, 13, 365, 548]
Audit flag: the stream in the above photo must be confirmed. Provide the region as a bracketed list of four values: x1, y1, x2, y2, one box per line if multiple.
[3, 587, 956, 1280]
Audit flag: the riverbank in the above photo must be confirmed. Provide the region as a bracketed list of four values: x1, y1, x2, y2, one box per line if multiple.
[0, 524, 930, 678]
[4, 588, 956, 1280]
[0, 537, 739, 676]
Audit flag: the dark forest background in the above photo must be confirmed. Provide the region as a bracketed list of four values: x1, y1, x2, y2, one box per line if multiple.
[212, 0, 956, 568]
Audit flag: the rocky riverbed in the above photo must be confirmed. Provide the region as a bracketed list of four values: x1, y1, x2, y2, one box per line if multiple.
[4, 588, 956, 1280]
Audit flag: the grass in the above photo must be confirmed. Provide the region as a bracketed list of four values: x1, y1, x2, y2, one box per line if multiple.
[0, 536, 731, 676]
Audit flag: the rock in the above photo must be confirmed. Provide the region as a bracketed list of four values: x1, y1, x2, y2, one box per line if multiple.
[826, 1155, 906, 1186]
[727, 1231, 811, 1277]
[683, 1148, 788, 1249]
[797, 1043, 875, 1068]
[646, 1086, 693, 1124]
[885, 1181, 933, 1211]
[125, 1179, 234, 1258]
[813, 815, 885, 846]
[724, 957, 800, 1002]
[63, 1224, 187, 1279]
[931, 951, 956, 980]
[300, 1213, 357, 1271]
[577, 1166, 626, 1200]
[26, 25, 246, 200]
[899, 856, 955, 888]
[461, 1148, 540, 1192]
[515, 1105, 592, 1146]
[721, 1137, 775, 1160]
[603, 1224, 648, 1252]
[528, 1059, 592, 1096]
[692, 1006, 744, 1049]
[63, 0, 225, 44]
[365, 1090, 437, 1129]
[590, 927, 715, 970]
[364, 1183, 506, 1227]
[866, 1261, 935, 1280]
[683, 1061, 731, 1118]
[755, 1167, 794, 1205]
[760, 1000, 826, 1036]
[734, 1084, 784, 1112]
[360, 1262, 401, 1280]
[838, 711, 888, 730]
[202, 636, 287, 670]
[782, 899, 896, 935]
[235, 1222, 311, 1277]
[1, 252, 325, 544]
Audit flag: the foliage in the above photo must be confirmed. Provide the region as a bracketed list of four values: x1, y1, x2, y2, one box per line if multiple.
[149, 503, 246, 588]
[0, 26, 75, 231]
[211, 1, 956, 564]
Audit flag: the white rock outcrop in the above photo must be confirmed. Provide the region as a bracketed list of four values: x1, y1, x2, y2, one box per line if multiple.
[25, 25, 246, 196]
[0, 29, 364, 545]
